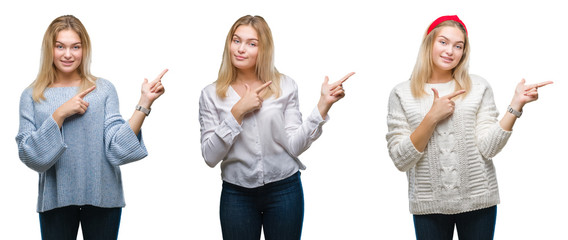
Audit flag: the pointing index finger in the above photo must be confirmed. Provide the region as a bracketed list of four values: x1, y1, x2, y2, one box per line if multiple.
[338, 72, 355, 84]
[255, 81, 272, 94]
[77, 85, 96, 98]
[446, 89, 466, 100]
[155, 69, 169, 81]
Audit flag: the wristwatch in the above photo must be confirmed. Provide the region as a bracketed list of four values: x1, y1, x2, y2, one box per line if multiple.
[507, 105, 522, 118]
[136, 105, 151, 116]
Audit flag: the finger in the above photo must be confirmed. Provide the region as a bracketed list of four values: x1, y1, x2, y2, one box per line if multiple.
[150, 82, 161, 92]
[255, 81, 272, 94]
[155, 69, 168, 81]
[431, 88, 440, 99]
[331, 89, 345, 97]
[77, 85, 96, 98]
[535, 81, 554, 88]
[445, 90, 466, 99]
[244, 84, 251, 93]
[337, 72, 355, 85]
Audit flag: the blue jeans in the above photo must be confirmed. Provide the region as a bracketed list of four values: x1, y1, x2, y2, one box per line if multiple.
[220, 171, 304, 240]
[39, 205, 122, 240]
[413, 205, 497, 240]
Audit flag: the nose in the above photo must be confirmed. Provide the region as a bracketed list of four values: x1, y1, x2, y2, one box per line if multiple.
[444, 45, 454, 56]
[64, 48, 72, 58]
[237, 44, 246, 53]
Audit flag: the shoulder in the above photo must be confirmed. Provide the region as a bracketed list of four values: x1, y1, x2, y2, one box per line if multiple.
[94, 78, 115, 91]
[278, 74, 298, 89]
[468, 74, 495, 97]
[200, 82, 217, 97]
[470, 74, 491, 88]
[390, 80, 412, 97]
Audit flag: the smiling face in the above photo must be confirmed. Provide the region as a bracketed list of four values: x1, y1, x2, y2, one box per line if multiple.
[230, 25, 259, 72]
[53, 29, 83, 77]
[431, 26, 465, 74]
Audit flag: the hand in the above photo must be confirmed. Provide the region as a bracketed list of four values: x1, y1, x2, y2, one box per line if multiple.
[427, 88, 466, 123]
[53, 85, 96, 127]
[139, 69, 168, 108]
[317, 72, 355, 118]
[510, 79, 553, 111]
[231, 81, 272, 124]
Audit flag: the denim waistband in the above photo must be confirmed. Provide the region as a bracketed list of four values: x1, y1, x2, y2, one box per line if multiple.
[222, 171, 301, 193]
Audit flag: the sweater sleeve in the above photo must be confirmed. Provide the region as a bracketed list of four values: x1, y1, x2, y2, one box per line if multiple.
[386, 87, 424, 172]
[475, 82, 512, 159]
[199, 89, 243, 168]
[103, 82, 148, 166]
[15, 90, 67, 173]
[281, 80, 327, 158]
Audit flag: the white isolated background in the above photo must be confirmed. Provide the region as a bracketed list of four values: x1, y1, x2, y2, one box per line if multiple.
[0, 0, 565, 239]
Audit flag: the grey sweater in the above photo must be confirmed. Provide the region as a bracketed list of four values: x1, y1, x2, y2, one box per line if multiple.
[16, 78, 148, 212]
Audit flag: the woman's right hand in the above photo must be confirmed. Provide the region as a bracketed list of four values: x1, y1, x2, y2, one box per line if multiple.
[52, 85, 96, 127]
[231, 81, 272, 124]
[427, 88, 465, 123]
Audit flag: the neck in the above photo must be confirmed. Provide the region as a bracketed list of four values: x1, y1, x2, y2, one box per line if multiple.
[235, 68, 259, 84]
[429, 67, 453, 84]
[53, 70, 82, 87]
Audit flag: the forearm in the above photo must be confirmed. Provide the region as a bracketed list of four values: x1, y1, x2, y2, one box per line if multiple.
[499, 102, 522, 131]
[317, 98, 331, 119]
[128, 98, 151, 135]
[410, 114, 438, 152]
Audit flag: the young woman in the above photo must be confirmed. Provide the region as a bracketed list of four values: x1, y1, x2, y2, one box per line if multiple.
[16, 15, 166, 239]
[386, 15, 552, 240]
[199, 15, 354, 240]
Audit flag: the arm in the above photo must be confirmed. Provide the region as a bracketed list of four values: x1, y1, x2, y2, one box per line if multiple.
[499, 79, 553, 131]
[386, 88, 424, 172]
[410, 88, 465, 152]
[282, 73, 354, 157]
[15, 90, 67, 172]
[199, 89, 243, 168]
[128, 69, 167, 135]
[103, 80, 150, 166]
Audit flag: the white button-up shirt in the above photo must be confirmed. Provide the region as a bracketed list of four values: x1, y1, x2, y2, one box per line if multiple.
[199, 75, 328, 188]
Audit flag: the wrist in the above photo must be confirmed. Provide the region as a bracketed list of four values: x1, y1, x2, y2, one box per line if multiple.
[137, 98, 153, 109]
[317, 98, 331, 117]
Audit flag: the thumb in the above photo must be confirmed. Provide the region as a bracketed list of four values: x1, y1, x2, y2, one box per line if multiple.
[144, 78, 149, 84]
[432, 88, 439, 99]
[244, 84, 250, 93]
[323, 76, 329, 85]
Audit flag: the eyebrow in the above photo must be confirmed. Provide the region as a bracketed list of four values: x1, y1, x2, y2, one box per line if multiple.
[233, 34, 258, 42]
[55, 41, 82, 45]
[438, 35, 464, 44]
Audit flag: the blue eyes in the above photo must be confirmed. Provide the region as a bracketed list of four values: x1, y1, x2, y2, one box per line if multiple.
[233, 39, 257, 47]
[439, 40, 463, 50]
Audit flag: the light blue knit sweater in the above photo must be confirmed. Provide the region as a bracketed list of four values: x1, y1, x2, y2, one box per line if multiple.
[16, 78, 148, 212]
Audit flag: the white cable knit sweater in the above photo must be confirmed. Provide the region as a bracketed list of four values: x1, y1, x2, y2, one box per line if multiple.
[386, 75, 512, 215]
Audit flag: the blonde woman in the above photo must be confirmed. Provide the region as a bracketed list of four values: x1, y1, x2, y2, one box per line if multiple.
[386, 15, 552, 240]
[199, 15, 354, 240]
[16, 15, 166, 239]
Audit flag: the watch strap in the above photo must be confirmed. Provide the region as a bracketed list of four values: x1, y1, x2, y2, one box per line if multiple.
[507, 105, 522, 118]
[136, 105, 151, 116]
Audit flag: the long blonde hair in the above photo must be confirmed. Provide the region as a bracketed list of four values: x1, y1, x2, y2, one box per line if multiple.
[31, 15, 96, 102]
[410, 20, 471, 98]
[216, 15, 281, 99]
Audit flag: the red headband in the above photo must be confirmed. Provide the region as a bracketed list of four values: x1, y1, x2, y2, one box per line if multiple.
[427, 15, 468, 36]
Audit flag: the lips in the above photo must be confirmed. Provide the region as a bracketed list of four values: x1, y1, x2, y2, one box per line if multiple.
[234, 55, 246, 61]
[440, 56, 453, 63]
[60, 60, 74, 66]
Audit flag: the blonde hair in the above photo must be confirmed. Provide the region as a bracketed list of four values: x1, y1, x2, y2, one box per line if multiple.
[216, 15, 281, 99]
[31, 15, 96, 102]
[410, 20, 471, 98]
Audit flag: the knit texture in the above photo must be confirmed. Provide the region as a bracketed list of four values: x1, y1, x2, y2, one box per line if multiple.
[386, 75, 512, 215]
[16, 78, 147, 212]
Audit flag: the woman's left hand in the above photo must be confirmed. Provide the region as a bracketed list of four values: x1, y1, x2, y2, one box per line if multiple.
[510, 79, 553, 110]
[139, 69, 168, 108]
[317, 72, 355, 118]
